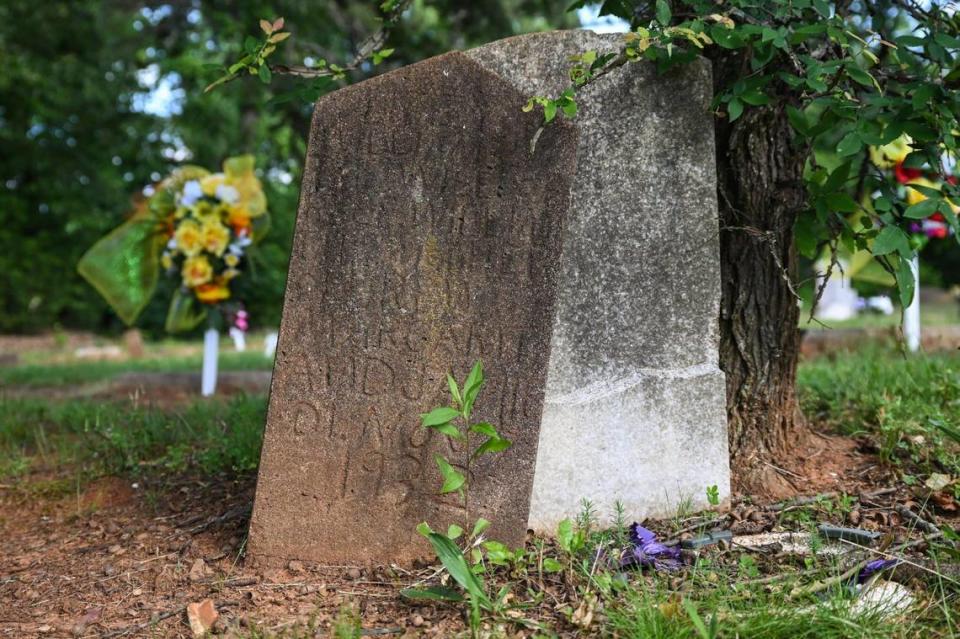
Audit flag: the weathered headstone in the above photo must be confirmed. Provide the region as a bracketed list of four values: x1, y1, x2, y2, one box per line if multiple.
[247, 52, 578, 566]
[249, 30, 730, 567]
[466, 31, 730, 529]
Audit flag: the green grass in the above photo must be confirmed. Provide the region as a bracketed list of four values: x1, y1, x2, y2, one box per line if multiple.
[0, 350, 273, 387]
[798, 345, 960, 477]
[0, 394, 266, 480]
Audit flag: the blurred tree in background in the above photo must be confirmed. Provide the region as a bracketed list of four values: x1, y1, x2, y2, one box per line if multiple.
[0, 0, 574, 335]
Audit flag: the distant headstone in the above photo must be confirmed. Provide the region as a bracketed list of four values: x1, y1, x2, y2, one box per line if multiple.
[467, 31, 730, 529]
[247, 51, 578, 566]
[122, 329, 145, 359]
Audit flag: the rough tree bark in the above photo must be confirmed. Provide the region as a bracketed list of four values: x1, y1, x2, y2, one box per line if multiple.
[711, 53, 810, 495]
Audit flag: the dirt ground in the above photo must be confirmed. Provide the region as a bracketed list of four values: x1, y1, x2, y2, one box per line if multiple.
[1, 427, 954, 638]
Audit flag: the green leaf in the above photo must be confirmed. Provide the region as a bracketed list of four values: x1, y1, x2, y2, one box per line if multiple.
[462, 360, 484, 417]
[416, 521, 433, 537]
[447, 524, 464, 540]
[426, 532, 489, 605]
[472, 518, 491, 538]
[472, 437, 513, 459]
[257, 63, 272, 84]
[823, 162, 851, 192]
[400, 586, 465, 602]
[904, 198, 940, 219]
[813, 0, 831, 17]
[543, 557, 564, 572]
[428, 421, 463, 440]
[825, 192, 858, 213]
[655, 0, 671, 26]
[846, 65, 876, 89]
[896, 255, 916, 308]
[483, 540, 514, 565]
[836, 131, 863, 157]
[710, 25, 744, 49]
[557, 519, 574, 554]
[446, 374, 462, 407]
[421, 406, 460, 426]
[727, 98, 743, 122]
[872, 226, 910, 257]
[469, 422, 498, 438]
[435, 455, 466, 494]
[740, 89, 770, 106]
[543, 101, 558, 123]
[787, 106, 810, 136]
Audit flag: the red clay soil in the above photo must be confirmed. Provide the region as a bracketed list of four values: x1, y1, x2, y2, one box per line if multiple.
[2, 443, 954, 638]
[0, 473, 474, 638]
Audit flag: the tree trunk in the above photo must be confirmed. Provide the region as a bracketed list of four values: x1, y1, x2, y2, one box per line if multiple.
[712, 58, 809, 494]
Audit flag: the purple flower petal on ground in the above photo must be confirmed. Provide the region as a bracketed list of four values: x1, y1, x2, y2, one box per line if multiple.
[622, 523, 683, 571]
[858, 558, 900, 583]
[630, 523, 658, 546]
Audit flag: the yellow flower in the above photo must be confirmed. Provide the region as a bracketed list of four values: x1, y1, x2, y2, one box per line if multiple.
[174, 206, 189, 219]
[215, 202, 232, 221]
[174, 220, 203, 257]
[182, 255, 213, 287]
[869, 135, 912, 169]
[224, 253, 240, 267]
[160, 253, 173, 270]
[906, 176, 959, 211]
[195, 281, 231, 303]
[192, 200, 216, 220]
[201, 174, 226, 196]
[201, 219, 230, 257]
[227, 205, 251, 231]
[223, 267, 240, 280]
[906, 177, 936, 206]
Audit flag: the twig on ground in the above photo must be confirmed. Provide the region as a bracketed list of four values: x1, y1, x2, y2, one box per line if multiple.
[896, 505, 940, 534]
[101, 608, 179, 638]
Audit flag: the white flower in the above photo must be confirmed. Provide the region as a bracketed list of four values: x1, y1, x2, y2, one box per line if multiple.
[180, 180, 203, 206]
[237, 234, 252, 247]
[166, 238, 177, 250]
[228, 243, 245, 256]
[215, 184, 240, 204]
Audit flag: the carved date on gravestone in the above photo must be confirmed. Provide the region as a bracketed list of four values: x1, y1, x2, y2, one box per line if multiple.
[247, 52, 578, 565]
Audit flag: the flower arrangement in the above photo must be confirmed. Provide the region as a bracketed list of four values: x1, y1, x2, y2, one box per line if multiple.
[79, 155, 268, 332]
[869, 136, 955, 241]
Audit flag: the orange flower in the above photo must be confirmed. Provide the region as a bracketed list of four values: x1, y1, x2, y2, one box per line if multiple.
[194, 280, 231, 304]
[227, 205, 251, 233]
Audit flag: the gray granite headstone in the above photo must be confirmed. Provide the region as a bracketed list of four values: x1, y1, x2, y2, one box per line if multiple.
[467, 31, 730, 530]
[247, 51, 578, 566]
[250, 31, 729, 567]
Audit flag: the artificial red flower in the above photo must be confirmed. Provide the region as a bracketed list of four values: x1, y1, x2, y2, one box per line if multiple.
[894, 162, 923, 184]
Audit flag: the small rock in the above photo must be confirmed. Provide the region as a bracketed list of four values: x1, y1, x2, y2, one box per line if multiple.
[103, 565, 116, 576]
[37, 625, 53, 634]
[347, 567, 362, 580]
[287, 560, 304, 573]
[186, 599, 218, 637]
[189, 558, 210, 582]
[132, 588, 142, 596]
[853, 581, 914, 619]
[412, 614, 424, 627]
